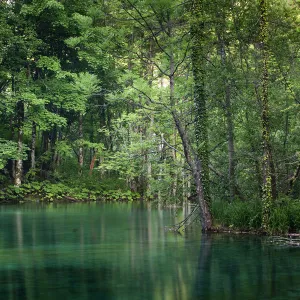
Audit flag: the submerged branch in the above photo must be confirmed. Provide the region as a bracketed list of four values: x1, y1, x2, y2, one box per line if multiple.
[268, 235, 300, 247]
[166, 204, 200, 232]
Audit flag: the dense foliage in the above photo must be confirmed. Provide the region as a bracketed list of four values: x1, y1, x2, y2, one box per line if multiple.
[1, 0, 300, 233]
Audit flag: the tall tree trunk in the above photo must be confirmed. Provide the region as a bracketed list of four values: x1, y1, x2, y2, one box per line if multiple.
[190, 0, 212, 230]
[145, 38, 154, 194]
[225, 84, 236, 199]
[260, 0, 277, 230]
[217, 30, 236, 200]
[14, 100, 24, 186]
[31, 121, 36, 170]
[147, 116, 154, 193]
[50, 125, 57, 169]
[10, 109, 16, 181]
[78, 113, 84, 173]
[52, 127, 61, 169]
[169, 46, 178, 198]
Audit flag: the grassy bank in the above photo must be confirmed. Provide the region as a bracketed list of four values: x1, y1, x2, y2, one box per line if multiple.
[212, 198, 300, 235]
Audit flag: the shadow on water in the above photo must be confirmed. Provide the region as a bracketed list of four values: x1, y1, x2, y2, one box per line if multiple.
[193, 233, 300, 300]
[193, 234, 212, 299]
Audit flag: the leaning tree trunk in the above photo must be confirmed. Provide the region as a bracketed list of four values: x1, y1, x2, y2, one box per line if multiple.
[171, 110, 212, 231]
[260, 0, 277, 231]
[190, 0, 212, 230]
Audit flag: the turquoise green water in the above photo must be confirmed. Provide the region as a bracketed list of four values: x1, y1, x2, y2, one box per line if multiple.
[0, 203, 299, 300]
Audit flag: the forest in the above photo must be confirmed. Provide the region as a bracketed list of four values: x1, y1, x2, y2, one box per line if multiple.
[1, 0, 300, 234]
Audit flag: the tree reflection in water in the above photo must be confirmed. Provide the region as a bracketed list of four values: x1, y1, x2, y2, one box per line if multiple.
[0, 204, 299, 299]
[193, 234, 300, 299]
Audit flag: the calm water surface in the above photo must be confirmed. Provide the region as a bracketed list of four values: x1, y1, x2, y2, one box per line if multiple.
[0, 203, 299, 300]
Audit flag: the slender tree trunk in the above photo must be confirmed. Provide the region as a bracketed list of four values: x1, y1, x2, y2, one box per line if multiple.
[145, 38, 155, 194]
[284, 106, 289, 192]
[78, 113, 84, 173]
[52, 128, 59, 169]
[89, 150, 97, 176]
[53, 128, 62, 168]
[217, 34, 236, 200]
[147, 116, 154, 193]
[40, 131, 49, 179]
[10, 116, 16, 181]
[31, 121, 36, 169]
[260, 0, 277, 230]
[50, 125, 57, 171]
[226, 86, 236, 199]
[14, 100, 24, 186]
[169, 49, 178, 198]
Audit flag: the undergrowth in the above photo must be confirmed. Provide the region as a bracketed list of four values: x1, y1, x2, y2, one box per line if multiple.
[212, 198, 300, 234]
[0, 180, 140, 203]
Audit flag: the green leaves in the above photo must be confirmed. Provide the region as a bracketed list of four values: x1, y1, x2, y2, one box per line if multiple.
[37, 56, 61, 73]
[0, 181, 140, 203]
[0, 139, 28, 170]
[21, 0, 65, 17]
[72, 13, 93, 30]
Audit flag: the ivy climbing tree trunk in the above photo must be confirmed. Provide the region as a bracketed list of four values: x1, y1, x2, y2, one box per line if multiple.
[260, 0, 277, 230]
[190, 0, 212, 231]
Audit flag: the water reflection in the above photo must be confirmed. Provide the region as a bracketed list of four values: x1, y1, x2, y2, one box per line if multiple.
[193, 234, 300, 300]
[0, 203, 299, 299]
[0, 203, 196, 300]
